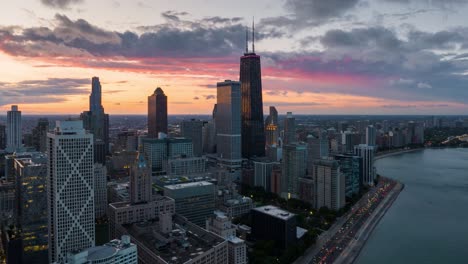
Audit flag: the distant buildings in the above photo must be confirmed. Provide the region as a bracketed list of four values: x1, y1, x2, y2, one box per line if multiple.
[163, 181, 215, 227]
[284, 112, 296, 145]
[148, 87, 168, 138]
[94, 164, 108, 219]
[240, 36, 265, 158]
[66, 236, 137, 264]
[366, 125, 376, 146]
[251, 206, 297, 249]
[47, 121, 95, 263]
[142, 137, 193, 175]
[6, 105, 22, 153]
[313, 159, 345, 211]
[265, 106, 279, 146]
[0, 123, 6, 150]
[31, 118, 49, 153]
[253, 158, 278, 192]
[354, 144, 376, 185]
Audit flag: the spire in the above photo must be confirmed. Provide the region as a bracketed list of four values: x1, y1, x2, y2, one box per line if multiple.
[245, 26, 249, 53]
[252, 17, 255, 53]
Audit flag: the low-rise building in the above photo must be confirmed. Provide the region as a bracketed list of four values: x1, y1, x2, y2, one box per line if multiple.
[251, 206, 297, 249]
[66, 236, 137, 264]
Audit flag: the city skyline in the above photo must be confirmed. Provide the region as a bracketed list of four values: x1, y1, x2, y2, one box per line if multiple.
[1, 1, 468, 115]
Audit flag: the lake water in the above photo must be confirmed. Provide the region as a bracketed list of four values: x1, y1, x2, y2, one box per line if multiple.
[355, 148, 468, 264]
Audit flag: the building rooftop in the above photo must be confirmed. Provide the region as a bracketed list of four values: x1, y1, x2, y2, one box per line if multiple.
[109, 196, 173, 209]
[164, 181, 213, 190]
[122, 215, 225, 264]
[252, 205, 295, 220]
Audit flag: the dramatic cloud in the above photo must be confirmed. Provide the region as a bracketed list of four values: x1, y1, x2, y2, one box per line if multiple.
[40, 0, 84, 9]
[0, 78, 89, 105]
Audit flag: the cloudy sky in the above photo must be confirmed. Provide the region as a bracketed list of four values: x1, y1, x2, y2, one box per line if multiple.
[1, 0, 468, 115]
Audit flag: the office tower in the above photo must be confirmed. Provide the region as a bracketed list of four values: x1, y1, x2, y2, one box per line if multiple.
[148, 87, 168, 138]
[0, 124, 6, 150]
[167, 156, 206, 176]
[251, 205, 297, 249]
[366, 125, 376, 146]
[163, 181, 215, 227]
[240, 23, 265, 158]
[342, 131, 361, 154]
[313, 159, 345, 211]
[354, 144, 376, 185]
[335, 154, 363, 197]
[202, 121, 216, 154]
[253, 158, 278, 191]
[265, 106, 279, 146]
[94, 164, 108, 219]
[307, 131, 329, 161]
[66, 236, 137, 264]
[47, 121, 95, 263]
[181, 119, 204, 157]
[284, 112, 296, 145]
[298, 177, 315, 205]
[130, 150, 152, 204]
[81, 77, 110, 164]
[216, 80, 242, 168]
[13, 152, 48, 263]
[142, 137, 193, 175]
[31, 118, 49, 152]
[0, 180, 15, 224]
[206, 211, 248, 264]
[281, 143, 307, 199]
[6, 105, 22, 153]
[108, 148, 175, 238]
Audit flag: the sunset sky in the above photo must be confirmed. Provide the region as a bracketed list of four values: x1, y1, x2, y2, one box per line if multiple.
[1, 0, 468, 115]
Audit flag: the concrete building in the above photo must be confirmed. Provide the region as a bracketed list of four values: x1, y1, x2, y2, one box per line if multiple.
[117, 214, 228, 264]
[181, 119, 204, 157]
[218, 196, 254, 219]
[298, 177, 315, 206]
[167, 156, 206, 176]
[66, 236, 137, 264]
[354, 144, 376, 185]
[47, 121, 95, 263]
[206, 211, 247, 264]
[281, 143, 307, 199]
[6, 105, 22, 153]
[163, 181, 215, 227]
[313, 159, 345, 211]
[216, 80, 242, 169]
[94, 164, 108, 219]
[148, 87, 168, 138]
[251, 206, 297, 249]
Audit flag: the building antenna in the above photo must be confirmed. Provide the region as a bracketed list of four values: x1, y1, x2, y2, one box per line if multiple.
[252, 17, 255, 53]
[245, 26, 249, 53]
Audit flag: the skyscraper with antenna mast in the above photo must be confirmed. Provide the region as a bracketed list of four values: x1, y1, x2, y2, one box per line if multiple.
[240, 19, 266, 158]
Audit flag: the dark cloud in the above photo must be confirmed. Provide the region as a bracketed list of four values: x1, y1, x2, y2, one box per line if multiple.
[193, 96, 200, 100]
[383, 0, 468, 8]
[204, 95, 216, 100]
[0, 78, 89, 105]
[40, 0, 84, 9]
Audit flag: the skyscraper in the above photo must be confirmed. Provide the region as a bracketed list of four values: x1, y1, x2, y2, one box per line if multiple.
[284, 112, 296, 145]
[216, 80, 242, 168]
[6, 105, 22, 153]
[240, 23, 265, 158]
[265, 106, 279, 146]
[313, 159, 345, 211]
[47, 121, 95, 263]
[81, 77, 109, 164]
[281, 143, 307, 199]
[0, 124, 6, 150]
[130, 150, 152, 204]
[148, 87, 168, 138]
[354, 144, 376, 186]
[32, 118, 49, 152]
[366, 125, 376, 146]
[181, 119, 204, 157]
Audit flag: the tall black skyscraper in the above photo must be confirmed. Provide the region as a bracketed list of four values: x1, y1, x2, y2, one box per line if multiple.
[81, 77, 110, 164]
[240, 21, 265, 158]
[148, 87, 168, 138]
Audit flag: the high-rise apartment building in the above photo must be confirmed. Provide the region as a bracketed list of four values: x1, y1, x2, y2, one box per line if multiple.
[216, 80, 242, 169]
[313, 159, 346, 211]
[366, 125, 376, 146]
[281, 143, 307, 199]
[240, 26, 265, 158]
[265, 106, 279, 146]
[47, 121, 95, 263]
[181, 119, 204, 157]
[284, 112, 296, 145]
[6, 105, 22, 153]
[32, 118, 49, 152]
[148, 87, 168, 138]
[94, 163, 108, 219]
[0, 124, 6, 150]
[354, 144, 376, 185]
[81, 77, 110, 164]
[335, 154, 362, 197]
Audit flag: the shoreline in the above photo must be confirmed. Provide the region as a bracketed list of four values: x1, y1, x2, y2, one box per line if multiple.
[334, 181, 404, 264]
[375, 148, 424, 160]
